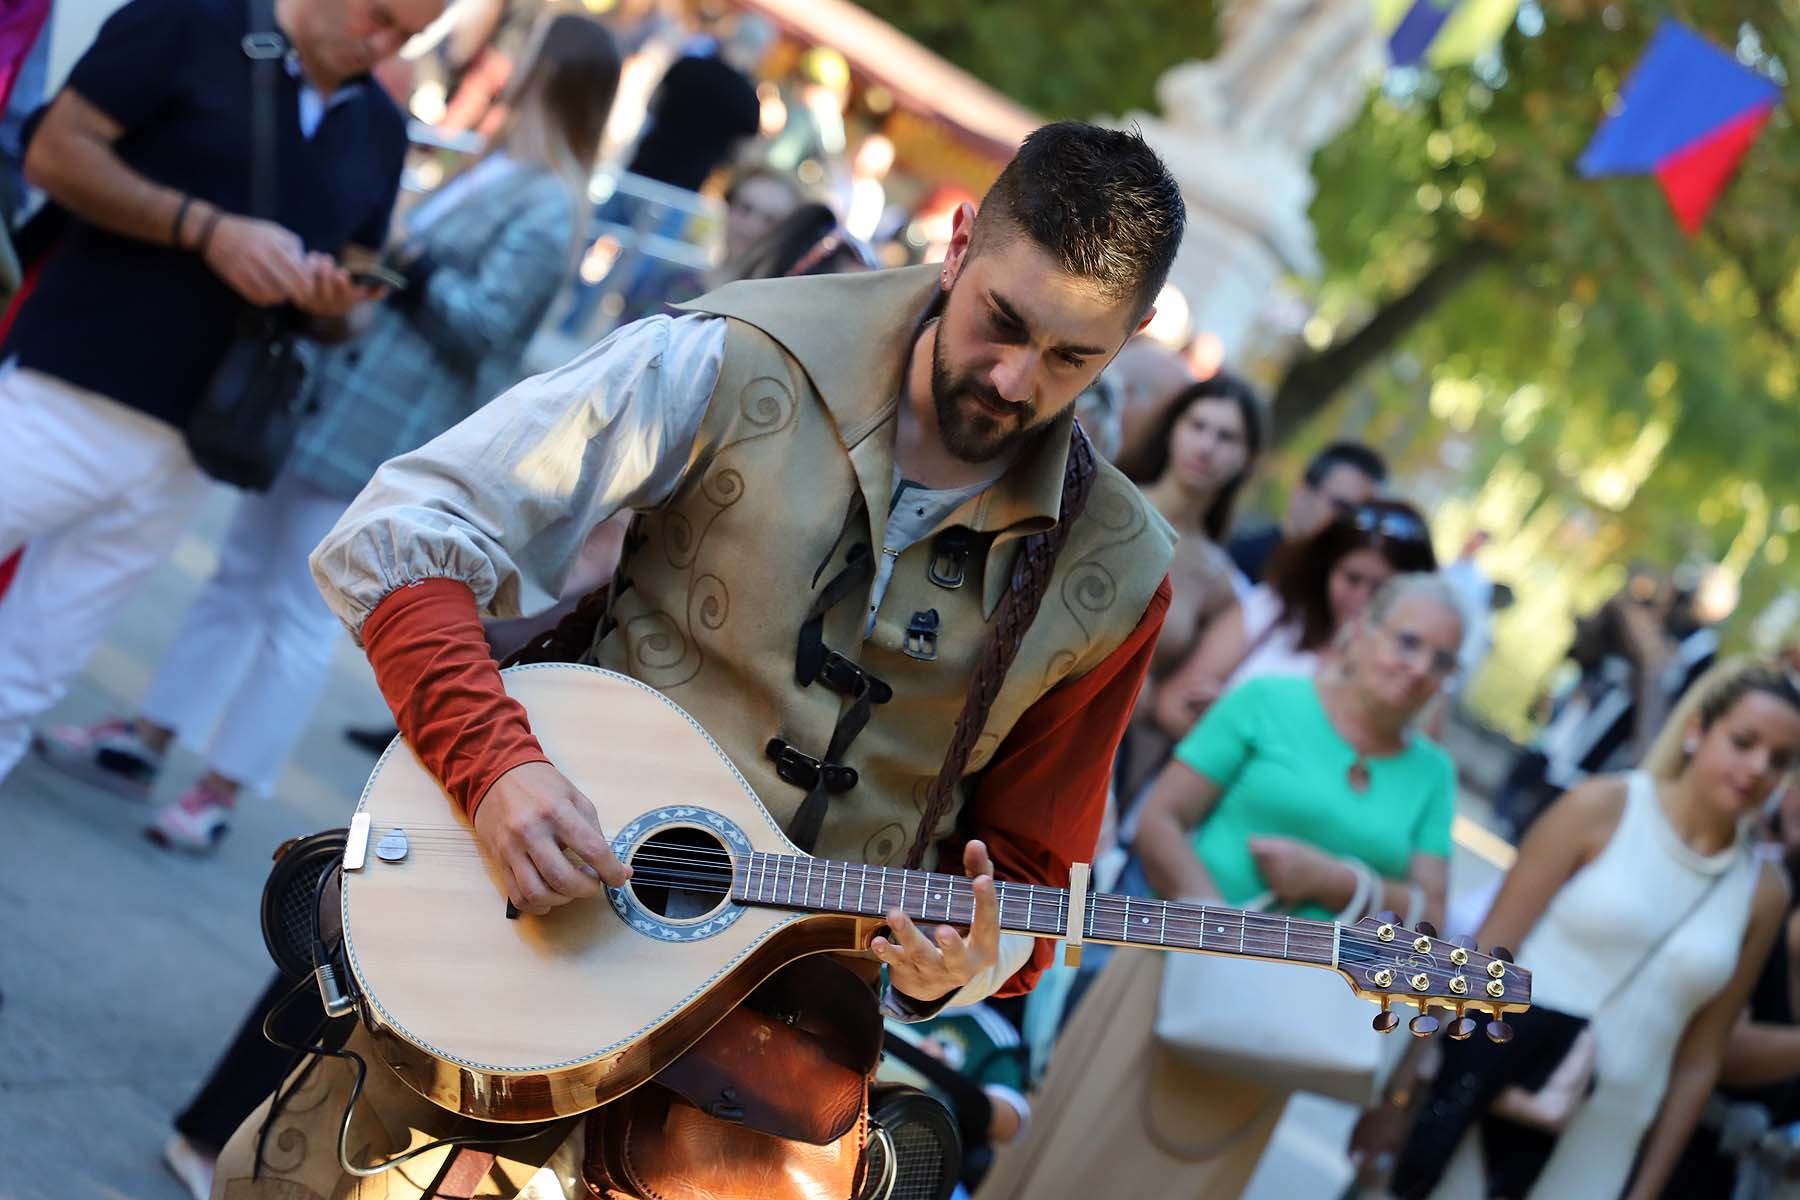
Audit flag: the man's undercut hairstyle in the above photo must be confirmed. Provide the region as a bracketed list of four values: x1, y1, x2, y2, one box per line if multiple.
[972, 121, 1185, 320]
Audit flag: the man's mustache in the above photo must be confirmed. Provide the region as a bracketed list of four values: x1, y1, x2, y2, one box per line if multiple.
[954, 379, 1028, 418]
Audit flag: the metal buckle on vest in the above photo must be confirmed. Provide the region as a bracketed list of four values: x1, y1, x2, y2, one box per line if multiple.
[926, 530, 971, 590]
[903, 609, 940, 661]
[765, 738, 859, 794]
[819, 651, 893, 704]
[241, 32, 286, 59]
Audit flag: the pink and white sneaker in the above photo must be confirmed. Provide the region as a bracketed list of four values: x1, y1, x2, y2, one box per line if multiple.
[145, 781, 235, 853]
[32, 717, 164, 801]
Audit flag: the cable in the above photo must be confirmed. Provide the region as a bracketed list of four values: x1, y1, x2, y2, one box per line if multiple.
[253, 869, 556, 1179]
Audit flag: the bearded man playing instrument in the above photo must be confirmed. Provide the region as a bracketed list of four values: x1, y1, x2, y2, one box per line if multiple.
[219, 121, 1185, 1199]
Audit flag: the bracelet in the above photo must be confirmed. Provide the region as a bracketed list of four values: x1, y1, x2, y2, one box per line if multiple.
[1336, 857, 1375, 923]
[195, 209, 225, 257]
[171, 194, 194, 248]
[1403, 882, 1426, 928]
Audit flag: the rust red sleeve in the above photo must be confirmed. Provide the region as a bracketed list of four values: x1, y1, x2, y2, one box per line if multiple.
[359, 578, 549, 818]
[945, 574, 1172, 997]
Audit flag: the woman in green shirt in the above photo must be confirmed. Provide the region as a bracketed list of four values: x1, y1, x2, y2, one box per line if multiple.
[976, 573, 1463, 1200]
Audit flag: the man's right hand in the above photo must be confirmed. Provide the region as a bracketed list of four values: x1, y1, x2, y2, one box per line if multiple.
[201, 214, 311, 307]
[473, 761, 632, 915]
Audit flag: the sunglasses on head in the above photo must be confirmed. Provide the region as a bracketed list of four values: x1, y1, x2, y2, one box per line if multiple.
[1350, 505, 1431, 545]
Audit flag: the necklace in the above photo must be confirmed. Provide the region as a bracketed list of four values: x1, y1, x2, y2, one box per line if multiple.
[1318, 667, 1392, 796]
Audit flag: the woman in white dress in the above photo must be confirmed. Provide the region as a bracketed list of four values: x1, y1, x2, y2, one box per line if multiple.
[1388, 660, 1800, 1200]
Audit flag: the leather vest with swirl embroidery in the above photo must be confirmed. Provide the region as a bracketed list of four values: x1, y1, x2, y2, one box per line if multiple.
[585, 265, 1175, 866]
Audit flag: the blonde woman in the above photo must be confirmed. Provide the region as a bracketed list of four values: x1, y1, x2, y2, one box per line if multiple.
[1390, 659, 1800, 1200]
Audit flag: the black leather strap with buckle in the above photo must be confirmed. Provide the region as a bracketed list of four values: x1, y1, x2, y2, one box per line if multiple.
[819, 651, 892, 705]
[795, 544, 873, 688]
[927, 529, 972, 590]
[766, 738, 859, 795]
[903, 609, 940, 661]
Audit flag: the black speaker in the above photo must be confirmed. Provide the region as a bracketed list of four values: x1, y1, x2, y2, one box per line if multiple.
[259, 828, 348, 981]
[861, 1083, 961, 1200]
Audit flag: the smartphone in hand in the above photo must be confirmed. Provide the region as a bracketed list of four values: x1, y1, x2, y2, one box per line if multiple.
[348, 264, 408, 291]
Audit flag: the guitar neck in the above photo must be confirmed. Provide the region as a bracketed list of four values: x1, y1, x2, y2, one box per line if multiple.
[732, 851, 1338, 969]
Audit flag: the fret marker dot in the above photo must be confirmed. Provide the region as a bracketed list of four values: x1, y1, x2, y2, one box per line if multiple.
[1216, 926, 1225, 934]
[1140, 917, 1149, 924]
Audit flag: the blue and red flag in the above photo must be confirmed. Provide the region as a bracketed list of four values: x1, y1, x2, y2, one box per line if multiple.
[1578, 19, 1782, 234]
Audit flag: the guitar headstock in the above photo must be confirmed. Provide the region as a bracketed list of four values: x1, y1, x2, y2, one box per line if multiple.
[1336, 913, 1532, 1042]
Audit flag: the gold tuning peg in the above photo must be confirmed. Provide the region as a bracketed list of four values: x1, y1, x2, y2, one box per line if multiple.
[1489, 945, 1514, 963]
[1486, 1019, 1514, 1044]
[1449, 1015, 1479, 1041]
[1414, 920, 1438, 938]
[1372, 996, 1399, 1034]
[1408, 1012, 1441, 1038]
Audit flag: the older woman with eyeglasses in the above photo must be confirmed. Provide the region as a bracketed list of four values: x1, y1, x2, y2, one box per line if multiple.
[977, 573, 1465, 1199]
[1154, 497, 1440, 739]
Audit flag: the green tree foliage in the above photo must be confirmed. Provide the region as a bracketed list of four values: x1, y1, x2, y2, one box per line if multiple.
[1292, 2, 1800, 720]
[1302, 1, 1800, 475]
[849, 0, 1220, 121]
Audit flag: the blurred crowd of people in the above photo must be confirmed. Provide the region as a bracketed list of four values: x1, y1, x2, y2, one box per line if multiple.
[3, 3, 1800, 1200]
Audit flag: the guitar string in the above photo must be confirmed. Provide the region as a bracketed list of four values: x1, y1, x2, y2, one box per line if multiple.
[389, 842, 1340, 937]
[388, 833, 1484, 953]
[365, 876, 1436, 981]
[384, 846, 1404, 941]
[365, 840, 1494, 978]
[383, 822, 1431, 955]
[386, 831, 1419, 948]
[372, 844, 1454, 962]
[384, 844, 1433, 942]
[385, 836, 1397, 932]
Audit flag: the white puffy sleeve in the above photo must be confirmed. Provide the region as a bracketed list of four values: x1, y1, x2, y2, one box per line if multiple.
[309, 313, 726, 638]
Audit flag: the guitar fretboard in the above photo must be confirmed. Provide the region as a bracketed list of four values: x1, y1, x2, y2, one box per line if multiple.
[731, 850, 1337, 967]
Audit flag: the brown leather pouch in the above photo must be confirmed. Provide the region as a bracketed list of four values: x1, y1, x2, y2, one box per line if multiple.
[582, 957, 881, 1200]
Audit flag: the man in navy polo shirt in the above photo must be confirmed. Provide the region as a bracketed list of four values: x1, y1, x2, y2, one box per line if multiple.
[0, 0, 443, 783]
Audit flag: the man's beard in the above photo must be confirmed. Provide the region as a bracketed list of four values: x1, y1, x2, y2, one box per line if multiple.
[930, 332, 1042, 464]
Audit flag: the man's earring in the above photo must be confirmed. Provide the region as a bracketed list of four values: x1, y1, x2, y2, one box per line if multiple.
[1683, 735, 1699, 755]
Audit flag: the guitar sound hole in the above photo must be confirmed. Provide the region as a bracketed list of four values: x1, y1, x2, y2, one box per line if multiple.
[625, 826, 734, 921]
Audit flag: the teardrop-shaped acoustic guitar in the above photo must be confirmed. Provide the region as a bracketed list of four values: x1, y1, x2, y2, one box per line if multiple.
[336, 663, 1532, 1123]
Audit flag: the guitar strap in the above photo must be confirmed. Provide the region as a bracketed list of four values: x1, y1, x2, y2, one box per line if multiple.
[432, 1147, 498, 1198]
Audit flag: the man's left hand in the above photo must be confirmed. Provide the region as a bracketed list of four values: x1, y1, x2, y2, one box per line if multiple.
[872, 839, 1001, 1003]
[294, 252, 383, 319]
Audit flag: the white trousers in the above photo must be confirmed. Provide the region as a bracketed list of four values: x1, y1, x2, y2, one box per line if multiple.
[0, 366, 211, 781]
[138, 466, 350, 792]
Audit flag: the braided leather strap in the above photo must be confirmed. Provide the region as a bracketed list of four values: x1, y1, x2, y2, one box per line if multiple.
[902, 420, 1100, 869]
[498, 584, 613, 669]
